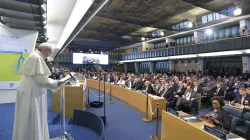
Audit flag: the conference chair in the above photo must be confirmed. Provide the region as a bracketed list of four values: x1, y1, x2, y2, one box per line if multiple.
[72, 109, 105, 140]
[223, 106, 244, 134]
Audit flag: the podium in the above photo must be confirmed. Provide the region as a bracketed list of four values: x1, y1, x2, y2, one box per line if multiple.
[51, 77, 86, 140]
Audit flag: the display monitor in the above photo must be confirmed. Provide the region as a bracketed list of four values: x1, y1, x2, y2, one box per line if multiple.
[73, 53, 109, 65]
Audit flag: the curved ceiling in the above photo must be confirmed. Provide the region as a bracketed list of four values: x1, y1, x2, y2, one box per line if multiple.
[71, 0, 250, 50]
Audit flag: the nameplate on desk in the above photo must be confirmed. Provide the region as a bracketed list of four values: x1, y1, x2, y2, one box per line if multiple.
[204, 125, 227, 140]
[167, 108, 179, 117]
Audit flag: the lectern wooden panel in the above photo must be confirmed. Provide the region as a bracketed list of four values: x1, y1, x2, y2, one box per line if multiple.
[52, 84, 86, 118]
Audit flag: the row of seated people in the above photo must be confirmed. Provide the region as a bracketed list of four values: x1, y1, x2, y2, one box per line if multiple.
[77, 71, 250, 138]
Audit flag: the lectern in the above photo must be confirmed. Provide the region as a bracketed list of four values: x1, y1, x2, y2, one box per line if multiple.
[51, 75, 76, 140]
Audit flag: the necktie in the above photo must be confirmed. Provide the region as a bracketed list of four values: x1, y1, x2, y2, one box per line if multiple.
[241, 96, 245, 105]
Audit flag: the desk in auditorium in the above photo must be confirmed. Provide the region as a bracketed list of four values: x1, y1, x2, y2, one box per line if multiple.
[51, 84, 86, 119]
[161, 110, 243, 140]
[86, 79, 166, 121]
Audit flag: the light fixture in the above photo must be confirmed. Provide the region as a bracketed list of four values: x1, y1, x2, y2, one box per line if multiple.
[198, 51, 242, 57]
[160, 31, 164, 36]
[141, 37, 145, 41]
[234, 8, 242, 16]
[188, 22, 193, 28]
[205, 29, 213, 35]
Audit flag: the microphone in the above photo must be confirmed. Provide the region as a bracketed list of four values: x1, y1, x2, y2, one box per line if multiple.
[69, 73, 76, 81]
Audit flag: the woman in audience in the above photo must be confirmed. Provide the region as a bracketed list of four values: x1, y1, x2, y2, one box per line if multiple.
[205, 96, 231, 131]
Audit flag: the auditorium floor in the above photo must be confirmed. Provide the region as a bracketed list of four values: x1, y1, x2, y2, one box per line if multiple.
[0, 89, 209, 140]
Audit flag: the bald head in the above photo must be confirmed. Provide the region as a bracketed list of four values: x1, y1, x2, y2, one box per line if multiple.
[38, 43, 52, 59]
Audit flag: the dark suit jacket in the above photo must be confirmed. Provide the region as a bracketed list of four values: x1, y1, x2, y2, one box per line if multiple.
[233, 94, 250, 105]
[132, 81, 144, 90]
[175, 86, 186, 97]
[163, 87, 175, 102]
[193, 85, 203, 95]
[144, 85, 155, 95]
[183, 90, 199, 101]
[209, 87, 225, 96]
[125, 80, 133, 88]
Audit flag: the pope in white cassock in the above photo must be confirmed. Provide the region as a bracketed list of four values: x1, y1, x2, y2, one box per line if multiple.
[12, 43, 63, 140]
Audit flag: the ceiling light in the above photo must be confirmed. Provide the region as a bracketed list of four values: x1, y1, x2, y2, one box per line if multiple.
[205, 29, 213, 35]
[160, 31, 164, 36]
[234, 8, 242, 16]
[188, 22, 193, 28]
[141, 37, 145, 41]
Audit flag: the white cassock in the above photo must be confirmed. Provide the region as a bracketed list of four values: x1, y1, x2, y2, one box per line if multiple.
[12, 50, 58, 140]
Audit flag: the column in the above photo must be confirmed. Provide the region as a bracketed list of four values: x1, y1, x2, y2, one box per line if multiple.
[124, 63, 128, 73]
[239, 19, 250, 35]
[197, 59, 204, 73]
[168, 61, 175, 70]
[149, 61, 155, 73]
[194, 31, 205, 43]
[134, 62, 139, 74]
[242, 56, 250, 73]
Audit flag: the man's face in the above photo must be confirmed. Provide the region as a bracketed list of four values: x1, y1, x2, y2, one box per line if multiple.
[247, 89, 250, 94]
[194, 81, 198, 86]
[41, 47, 51, 58]
[239, 90, 246, 96]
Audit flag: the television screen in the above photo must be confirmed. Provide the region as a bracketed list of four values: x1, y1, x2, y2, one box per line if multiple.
[73, 53, 109, 65]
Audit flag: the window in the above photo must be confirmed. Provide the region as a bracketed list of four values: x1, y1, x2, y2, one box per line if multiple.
[214, 12, 221, 20]
[220, 9, 227, 18]
[175, 61, 178, 64]
[207, 14, 214, 22]
[176, 24, 180, 30]
[201, 15, 207, 24]
[227, 6, 235, 16]
[172, 25, 176, 30]
[187, 60, 191, 63]
[181, 61, 185, 63]
[180, 23, 184, 29]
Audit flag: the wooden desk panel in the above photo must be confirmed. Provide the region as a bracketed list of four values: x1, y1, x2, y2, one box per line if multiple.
[52, 84, 86, 118]
[161, 111, 218, 140]
[86, 79, 166, 120]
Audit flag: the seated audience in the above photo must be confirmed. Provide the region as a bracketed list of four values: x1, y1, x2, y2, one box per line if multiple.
[143, 81, 155, 95]
[205, 96, 231, 131]
[232, 87, 250, 107]
[176, 85, 199, 112]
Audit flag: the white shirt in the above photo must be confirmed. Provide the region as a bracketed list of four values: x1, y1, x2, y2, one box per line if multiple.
[241, 95, 246, 105]
[193, 86, 197, 92]
[185, 92, 191, 101]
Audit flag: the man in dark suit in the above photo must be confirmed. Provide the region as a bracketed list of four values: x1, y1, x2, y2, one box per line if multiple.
[193, 81, 203, 95]
[125, 76, 133, 89]
[132, 77, 144, 90]
[176, 85, 199, 112]
[209, 83, 225, 97]
[143, 81, 155, 95]
[233, 87, 250, 107]
[162, 82, 175, 103]
[153, 79, 161, 95]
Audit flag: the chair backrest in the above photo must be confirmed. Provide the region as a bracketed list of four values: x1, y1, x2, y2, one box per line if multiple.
[202, 87, 211, 93]
[73, 109, 105, 140]
[243, 112, 250, 127]
[223, 106, 244, 118]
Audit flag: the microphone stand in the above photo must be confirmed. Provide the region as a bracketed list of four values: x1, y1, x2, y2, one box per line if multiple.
[53, 77, 75, 140]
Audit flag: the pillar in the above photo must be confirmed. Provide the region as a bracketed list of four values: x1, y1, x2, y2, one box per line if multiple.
[124, 63, 128, 73]
[242, 56, 250, 73]
[239, 19, 250, 35]
[149, 62, 155, 73]
[194, 31, 205, 43]
[197, 59, 204, 73]
[134, 62, 139, 74]
[168, 61, 175, 70]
